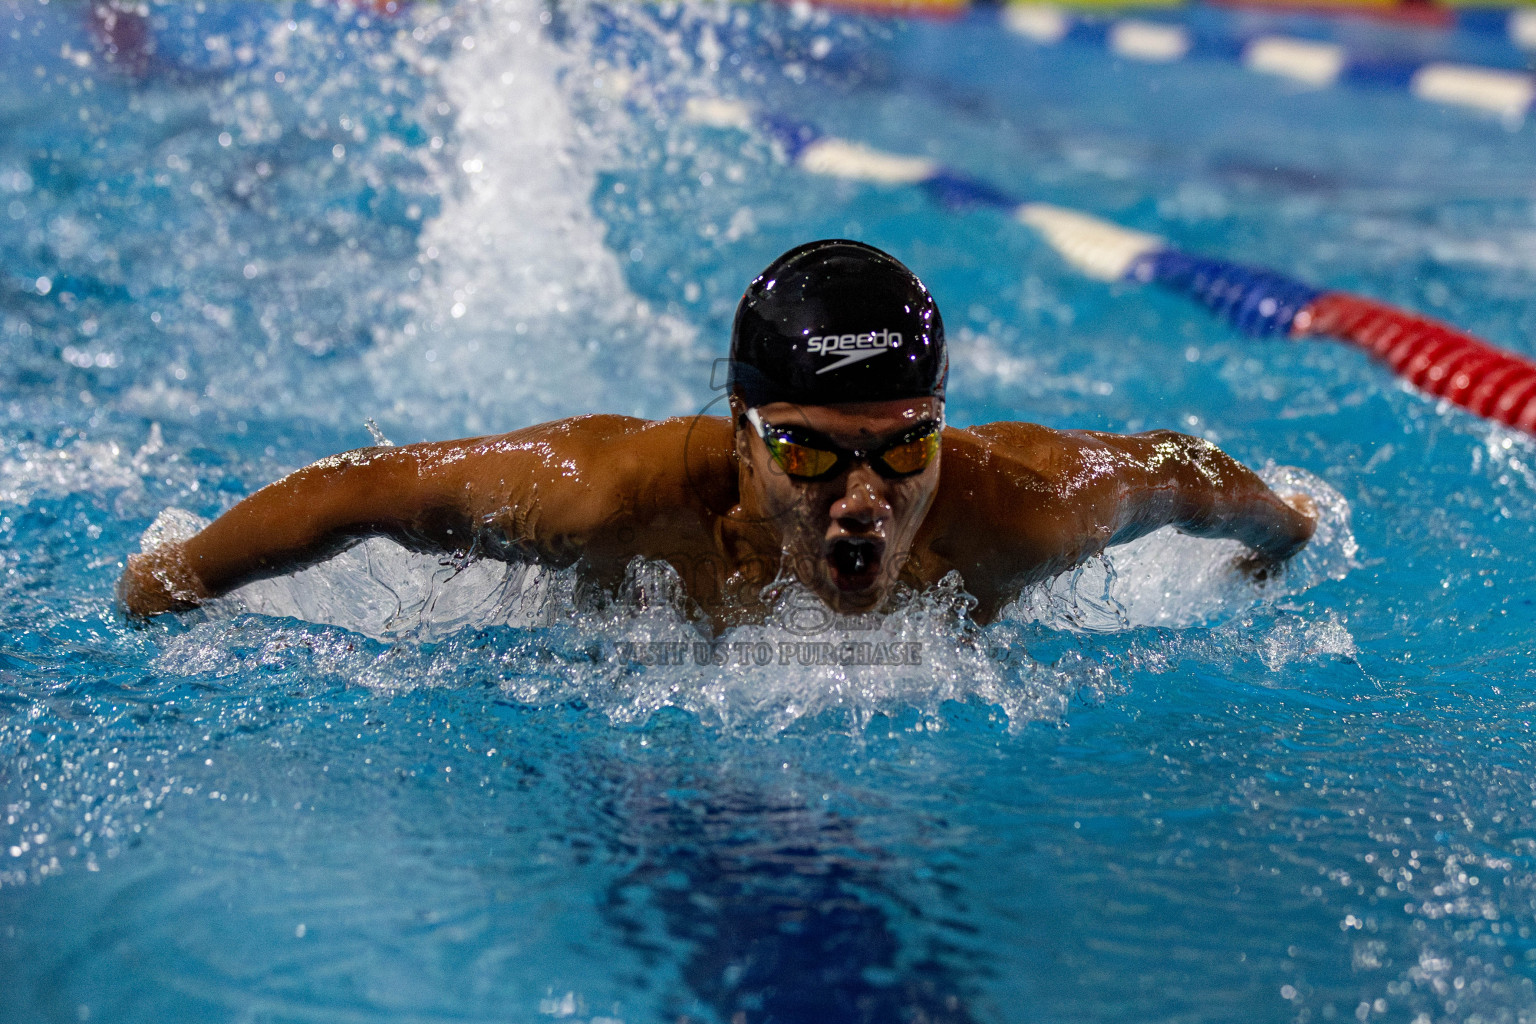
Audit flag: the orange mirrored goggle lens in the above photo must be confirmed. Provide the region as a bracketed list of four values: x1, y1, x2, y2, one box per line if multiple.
[765, 436, 842, 479]
[756, 417, 941, 481]
[876, 429, 941, 476]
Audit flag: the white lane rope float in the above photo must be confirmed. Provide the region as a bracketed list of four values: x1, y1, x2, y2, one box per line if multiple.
[688, 97, 1536, 434]
[999, 4, 1536, 122]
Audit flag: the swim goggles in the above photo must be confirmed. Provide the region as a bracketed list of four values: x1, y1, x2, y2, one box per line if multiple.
[744, 407, 943, 482]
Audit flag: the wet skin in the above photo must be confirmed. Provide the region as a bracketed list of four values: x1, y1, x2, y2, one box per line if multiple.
[118, 402, 1317, 627]
[731, 397, 944, 616]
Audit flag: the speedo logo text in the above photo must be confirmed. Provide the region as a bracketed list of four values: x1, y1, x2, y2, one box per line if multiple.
[807, 329, 903, 374]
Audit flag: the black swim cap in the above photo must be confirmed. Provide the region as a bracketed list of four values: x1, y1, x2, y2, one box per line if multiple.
[728, 239, 946, 407]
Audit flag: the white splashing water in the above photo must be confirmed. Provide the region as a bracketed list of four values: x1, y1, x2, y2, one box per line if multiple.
[368, 0, 703, 436]
[140, 464, 1355, 734]
[153, 557, 1068, 735]
[1, 423, 189, 511]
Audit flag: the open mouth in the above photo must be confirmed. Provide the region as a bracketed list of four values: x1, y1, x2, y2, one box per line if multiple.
[827, 538, 883, 592]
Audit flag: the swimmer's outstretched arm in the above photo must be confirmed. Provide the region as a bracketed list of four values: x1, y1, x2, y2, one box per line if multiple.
[118, 441, 479, 615]
[1050, 428, 1317, 562]
[941, 424, 1316, 607]
[116, 415, 716, 617]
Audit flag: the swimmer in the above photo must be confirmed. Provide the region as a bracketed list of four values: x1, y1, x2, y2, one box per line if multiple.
[118, 239, 1317, 626]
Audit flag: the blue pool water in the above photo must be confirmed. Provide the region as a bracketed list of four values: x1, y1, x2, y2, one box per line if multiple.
[3, 1, 1536, 1021]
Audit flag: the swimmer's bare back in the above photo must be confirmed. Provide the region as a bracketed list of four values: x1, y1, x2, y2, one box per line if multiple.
[118, 415, 1316, 625]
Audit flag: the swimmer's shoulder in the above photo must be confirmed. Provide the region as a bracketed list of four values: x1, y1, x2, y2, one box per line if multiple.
[925, 422, 1070, 550]
[927, 421, 1116, 553]
[434, 414, 732, 469]
[940, 420, 1088, 488]
[597, 414, 737, 515]
[453, 413, 738, 518]
[916, 422, 1099, 612]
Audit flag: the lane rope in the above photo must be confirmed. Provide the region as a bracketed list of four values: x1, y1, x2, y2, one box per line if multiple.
[998, 4, 1536, 121]
[687, 98, 1536, 432]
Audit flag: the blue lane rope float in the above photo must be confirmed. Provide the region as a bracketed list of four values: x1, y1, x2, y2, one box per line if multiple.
[687, 98, 1536, 432]
[997, 4, 1536, 122]
[1127, 250, 1323, 338]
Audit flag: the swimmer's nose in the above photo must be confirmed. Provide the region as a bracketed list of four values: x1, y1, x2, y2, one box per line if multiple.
[831, 465, 890, 533]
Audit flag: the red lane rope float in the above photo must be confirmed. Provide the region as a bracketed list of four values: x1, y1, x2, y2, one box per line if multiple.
[1119, 249, 1536, 432]
[1295, 293, 1536, 431]
[1207, 0, 1454, 30]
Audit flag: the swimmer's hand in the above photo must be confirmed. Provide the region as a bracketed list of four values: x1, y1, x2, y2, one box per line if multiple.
[117, 544, 210, 618]
[1284, 492, 1318, 530]
[1232, 492, 1318, 581]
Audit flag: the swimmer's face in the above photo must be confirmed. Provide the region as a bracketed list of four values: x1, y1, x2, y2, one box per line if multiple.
[733, 396, 943, 614]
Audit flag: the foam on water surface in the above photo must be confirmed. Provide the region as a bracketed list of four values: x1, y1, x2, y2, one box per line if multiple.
[365, 0, 706, 435]
[130, 462, 1358, 738]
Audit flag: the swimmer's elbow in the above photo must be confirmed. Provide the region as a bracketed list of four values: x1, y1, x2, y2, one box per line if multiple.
[1128, 432, 1283, 537]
